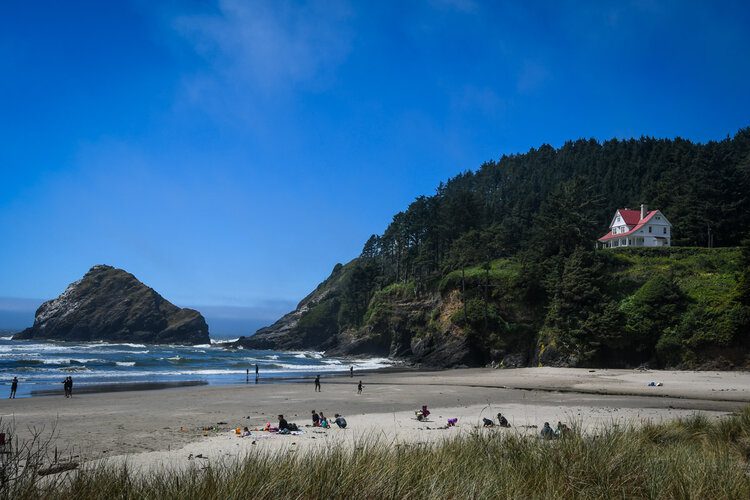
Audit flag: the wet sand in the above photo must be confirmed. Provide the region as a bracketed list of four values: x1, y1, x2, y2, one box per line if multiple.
[1, 367, 749, 471]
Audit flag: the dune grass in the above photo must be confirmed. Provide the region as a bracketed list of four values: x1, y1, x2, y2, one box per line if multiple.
[5, 408, 750, 499]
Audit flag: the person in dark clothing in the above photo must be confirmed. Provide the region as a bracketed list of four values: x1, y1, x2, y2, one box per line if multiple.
[357, 380, 363, 394]
[540, 422, 555, 439]
[62, 377, 71, 398]
[483, 417, 494, 427]
[314, 375, 321, 392]
[311, 410, 320, 427]
[9, 377, 18, 399]
[350, 366, 354, 378]
[277, 415, 289, 431]
[497, 413, 510, 428]
[68, 376, 73, 397]
[255, 364, 259, 377]
[334, 414, 347, 428]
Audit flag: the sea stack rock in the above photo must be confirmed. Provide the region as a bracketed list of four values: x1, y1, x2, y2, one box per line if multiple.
[14, 265, 210, 345]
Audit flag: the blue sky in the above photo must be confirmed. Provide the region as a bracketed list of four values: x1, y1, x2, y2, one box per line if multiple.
[1, 1, 749, 330]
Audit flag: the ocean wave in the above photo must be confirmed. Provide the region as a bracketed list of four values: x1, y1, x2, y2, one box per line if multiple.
[115, 361, 136, 367]
[60, 366, 90, 372]
[289, 351, 324, 359]
[0, 343, 77, 354]
[79, 342, 147, 349]
[42, 358, 104, 365]
[210, 338, 239, 344]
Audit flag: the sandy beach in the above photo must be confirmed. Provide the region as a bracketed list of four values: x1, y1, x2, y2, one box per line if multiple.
[2, 367, 749, 472]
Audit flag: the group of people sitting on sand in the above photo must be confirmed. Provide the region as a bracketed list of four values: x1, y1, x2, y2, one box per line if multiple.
[237, 410, 349, 438]
[540, 421, 571, 439]
[482, 412, 512, 428]
[479, 413, 571, 438]
[311, 410, 347, 429]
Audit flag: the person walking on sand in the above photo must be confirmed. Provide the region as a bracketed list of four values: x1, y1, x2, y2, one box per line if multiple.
[357, 380, 363, 394]
[350, 366, 353, 378]
[314, 375, 321, 392]
[62, 377, 70, 397]
[9, 376, 18, 399]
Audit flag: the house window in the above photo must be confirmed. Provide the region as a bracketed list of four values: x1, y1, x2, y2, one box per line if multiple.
[648, 226, 652, 233]
[663, 227, 667, 234]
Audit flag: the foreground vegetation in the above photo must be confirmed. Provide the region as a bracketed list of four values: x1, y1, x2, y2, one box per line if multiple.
[6, 408, 750, 499]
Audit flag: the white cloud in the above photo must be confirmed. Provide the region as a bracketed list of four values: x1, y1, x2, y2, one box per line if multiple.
[174, 0, 353, 93]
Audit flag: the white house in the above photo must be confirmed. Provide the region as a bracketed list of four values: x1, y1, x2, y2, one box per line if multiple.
[597, 204, 672, 248]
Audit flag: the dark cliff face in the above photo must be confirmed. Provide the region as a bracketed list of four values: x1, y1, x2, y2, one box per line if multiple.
[234, 262, 488, 368]
[13, 265, 210, 345]
[236, 263, 349, 351]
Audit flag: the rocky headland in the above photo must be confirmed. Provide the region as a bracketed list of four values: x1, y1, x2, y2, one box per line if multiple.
[14, 265, 209, 345]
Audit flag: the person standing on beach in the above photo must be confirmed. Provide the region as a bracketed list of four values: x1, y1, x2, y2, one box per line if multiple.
[255, 364, 259, 379]
[63, 376, 73, 397]
[350, 366, 353, 378]
[9, 376, 18, 398]
[314, 375, 321, 392]
[357, 380, 363, 394]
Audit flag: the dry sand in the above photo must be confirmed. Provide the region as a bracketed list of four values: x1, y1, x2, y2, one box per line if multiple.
[2, 367, 749, 472]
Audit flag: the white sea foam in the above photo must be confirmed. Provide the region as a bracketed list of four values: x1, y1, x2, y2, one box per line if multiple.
[210, 338, 239, 344]
[40, 358, 103, 365]
[79, 342, 147, 349]
[115, 361, 136, 367]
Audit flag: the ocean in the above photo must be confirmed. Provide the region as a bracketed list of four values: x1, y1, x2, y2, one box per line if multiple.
[0, 336, 392, 398]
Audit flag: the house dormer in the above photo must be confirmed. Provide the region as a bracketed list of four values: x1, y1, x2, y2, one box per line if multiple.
[598, 204, 672, 248]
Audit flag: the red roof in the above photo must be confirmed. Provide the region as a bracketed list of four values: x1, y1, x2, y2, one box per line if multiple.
[598, 210, 657, 242]
[618, 209, 642, 226]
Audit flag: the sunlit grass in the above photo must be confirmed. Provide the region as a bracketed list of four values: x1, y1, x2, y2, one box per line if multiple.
[6, 407, 750, 499]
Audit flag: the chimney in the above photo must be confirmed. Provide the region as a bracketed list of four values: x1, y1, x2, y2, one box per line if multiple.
[640, 203, 648, 220]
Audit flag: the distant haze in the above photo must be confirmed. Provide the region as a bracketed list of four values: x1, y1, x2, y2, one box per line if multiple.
[0, 297, 293, 339]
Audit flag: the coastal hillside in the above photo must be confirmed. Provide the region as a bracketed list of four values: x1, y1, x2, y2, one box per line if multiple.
[239, 129, 750, 368]
[14, 265, 210, 345]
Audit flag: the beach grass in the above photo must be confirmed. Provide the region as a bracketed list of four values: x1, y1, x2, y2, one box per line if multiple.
[5, 407, 750, 499]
